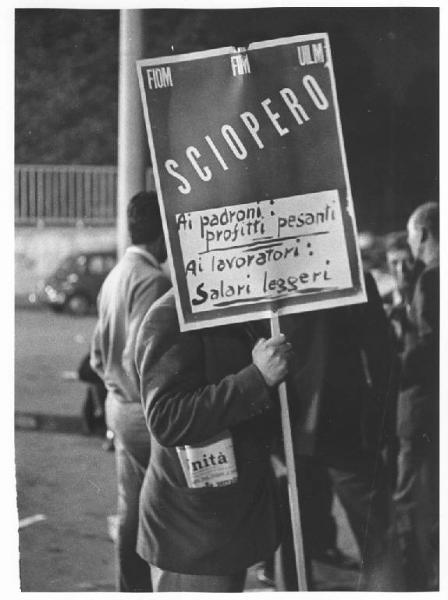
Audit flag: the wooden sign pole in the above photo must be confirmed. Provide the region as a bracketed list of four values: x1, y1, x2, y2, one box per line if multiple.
[270, 312, 308, 591]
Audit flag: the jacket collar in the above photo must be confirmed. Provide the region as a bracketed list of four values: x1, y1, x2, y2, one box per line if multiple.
[126, 245, 161, 270]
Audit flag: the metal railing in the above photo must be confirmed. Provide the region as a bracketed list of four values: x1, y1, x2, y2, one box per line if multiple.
[15, 164, 119, 226]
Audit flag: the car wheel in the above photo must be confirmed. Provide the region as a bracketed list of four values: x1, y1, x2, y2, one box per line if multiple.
[66, 293, 91, 316]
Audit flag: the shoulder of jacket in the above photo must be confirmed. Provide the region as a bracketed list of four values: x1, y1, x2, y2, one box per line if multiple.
[122, 255, 165, 286]
[144, 289, 176, 324]
[136, 290, 178, 351]
[417, 264, 438, 289]
[421, 262, 438, 279]
[412, 269, 437, 305]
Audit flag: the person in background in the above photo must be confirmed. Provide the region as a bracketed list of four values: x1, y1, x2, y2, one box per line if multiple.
[274, 272, 402, 591]
[90, 191, 171, 592]
[77, 352, 108, 441]
[134, 288, 291, 592]
[382, 233, 424, 488]
[383, 233, 421, 350]
[394, 202, 439, 590]
[256, 462, 359, 589]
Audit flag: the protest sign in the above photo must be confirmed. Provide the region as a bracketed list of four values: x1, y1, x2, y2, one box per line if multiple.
[138, 33, 366, 331]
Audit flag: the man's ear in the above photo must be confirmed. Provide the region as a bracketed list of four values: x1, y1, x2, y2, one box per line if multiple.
[420, 227, 429, 243]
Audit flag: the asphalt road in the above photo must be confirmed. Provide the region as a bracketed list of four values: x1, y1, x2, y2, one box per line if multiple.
[16, 430, 116, 592]
[15, 308, 117, 592]
[14, 307, 359, 592]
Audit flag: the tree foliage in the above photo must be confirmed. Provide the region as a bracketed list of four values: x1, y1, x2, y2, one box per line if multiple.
[15, 8, 438, 230]
[15, 9, 119, 165]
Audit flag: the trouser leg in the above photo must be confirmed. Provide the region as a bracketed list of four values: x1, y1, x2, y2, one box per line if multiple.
[150, 565, 247, 592]
[107, 396, 152, 592]
[328, 455, 402, 591]
[303, 461, 337, 555]
[273, 465, 312, 591]
[115, 440, 152, 591]
[394, 437, 439, 590]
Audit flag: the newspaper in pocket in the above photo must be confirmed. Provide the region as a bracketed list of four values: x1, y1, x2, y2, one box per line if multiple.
[176, 430, 238, 488]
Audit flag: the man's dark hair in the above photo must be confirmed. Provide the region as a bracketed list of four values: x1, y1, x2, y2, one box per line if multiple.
[386, 231, 411, 254]
[127, 191, 163, 245]
[412, 202, 439, 242]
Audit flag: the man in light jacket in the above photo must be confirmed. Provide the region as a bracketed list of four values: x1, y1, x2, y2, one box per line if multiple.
[394, 202, 439, 590]
[90, 191, 171, 592]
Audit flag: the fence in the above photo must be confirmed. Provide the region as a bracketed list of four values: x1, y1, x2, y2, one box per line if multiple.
[15, 164, 118, 226]
[15, 165, 156, 226]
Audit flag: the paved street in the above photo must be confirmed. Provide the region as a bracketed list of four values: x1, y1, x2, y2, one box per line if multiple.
[15, 307, 117, 592]
[15, 308, 97, 417]
[16, 430, 116, 592]
[14, 307, 359, 592]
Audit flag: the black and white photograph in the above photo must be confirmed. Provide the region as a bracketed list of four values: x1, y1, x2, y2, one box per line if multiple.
[6, 1, 443, 595]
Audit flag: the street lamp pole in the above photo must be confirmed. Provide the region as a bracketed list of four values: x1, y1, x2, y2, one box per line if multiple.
[117, 9, 146, 258]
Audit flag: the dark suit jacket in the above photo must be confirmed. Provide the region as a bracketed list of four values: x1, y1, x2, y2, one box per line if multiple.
[278, 272, 396, 463]
[134, 290, 281, 575]
[398, 260, 439, 439]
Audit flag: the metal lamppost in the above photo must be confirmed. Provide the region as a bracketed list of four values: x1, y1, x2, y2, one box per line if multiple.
[117, 9, 146, 257]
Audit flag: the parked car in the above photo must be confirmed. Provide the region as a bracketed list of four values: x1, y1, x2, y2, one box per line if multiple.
[36, 250, 117, 315]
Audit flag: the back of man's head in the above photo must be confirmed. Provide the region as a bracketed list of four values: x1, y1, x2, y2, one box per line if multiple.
[386, 231, 411, 255]
[127, 191, 163, 245]
[409, 202, 439, 242]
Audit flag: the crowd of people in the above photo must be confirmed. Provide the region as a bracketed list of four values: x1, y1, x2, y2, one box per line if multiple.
[89, 192, 439, 592]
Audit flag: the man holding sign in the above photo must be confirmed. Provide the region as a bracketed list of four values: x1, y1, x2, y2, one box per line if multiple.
[135, 289, 290, 592]
[136, 33, 377, 590]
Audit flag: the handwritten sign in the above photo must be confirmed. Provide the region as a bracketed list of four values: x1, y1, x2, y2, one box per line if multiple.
[138, 33, 366, 331]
